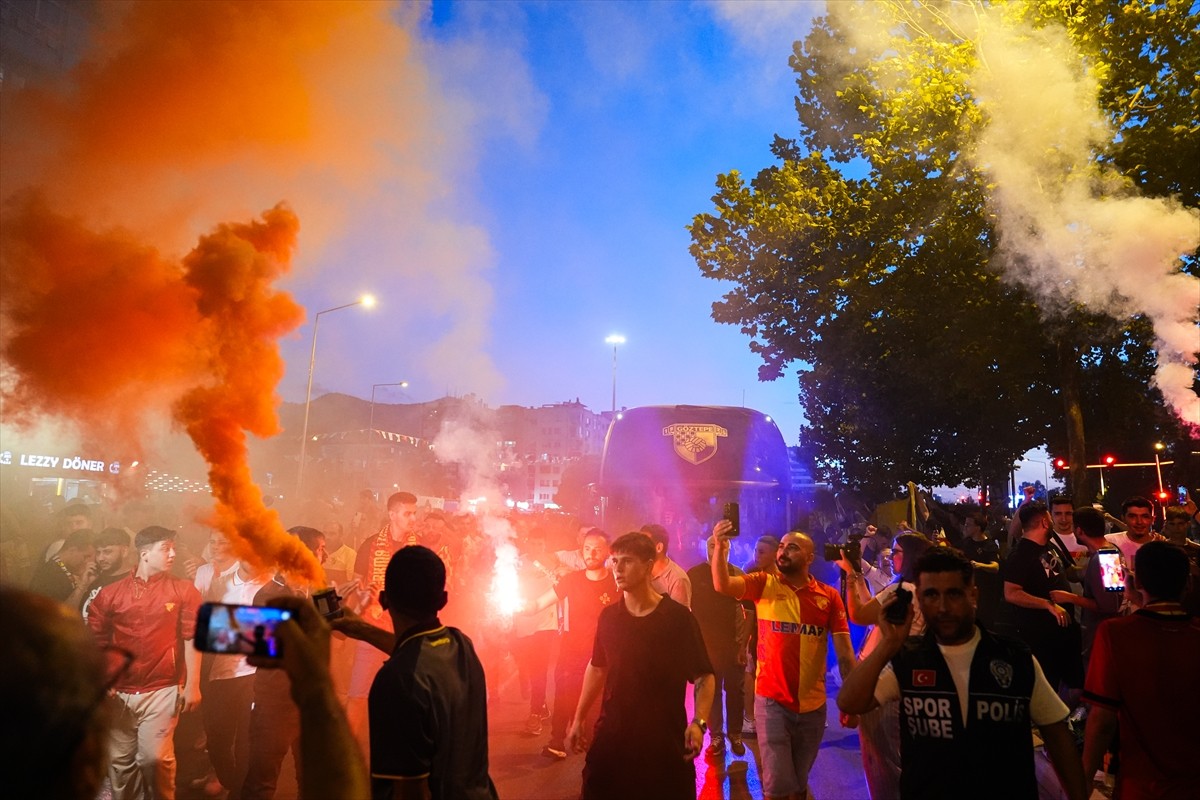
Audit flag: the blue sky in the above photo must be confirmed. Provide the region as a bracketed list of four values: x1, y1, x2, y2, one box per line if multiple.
[275, 1, 823, 441]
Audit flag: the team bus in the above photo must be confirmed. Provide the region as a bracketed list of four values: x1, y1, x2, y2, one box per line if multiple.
[591, 405, 805, 566]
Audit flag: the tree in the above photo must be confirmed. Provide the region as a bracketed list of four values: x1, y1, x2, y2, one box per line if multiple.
[690, 0, 1197, 503]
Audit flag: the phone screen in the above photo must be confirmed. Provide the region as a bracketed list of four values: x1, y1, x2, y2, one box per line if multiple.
[1097, 551, 1125, 593]
[196, 603, 291, 658]
[1179, 486, 1188, 506]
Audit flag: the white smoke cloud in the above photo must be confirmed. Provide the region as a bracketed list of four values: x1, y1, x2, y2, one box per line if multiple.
[965, 8, 1200, 423]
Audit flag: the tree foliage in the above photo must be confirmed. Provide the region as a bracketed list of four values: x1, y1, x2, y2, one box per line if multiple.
[690, 0, 1197, 501]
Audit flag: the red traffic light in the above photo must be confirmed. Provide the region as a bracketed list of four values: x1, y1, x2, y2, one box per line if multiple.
[1156, 490, 1170, 501]
[1053, 458, 1067, 469]
[1103, 455, 1117, 466]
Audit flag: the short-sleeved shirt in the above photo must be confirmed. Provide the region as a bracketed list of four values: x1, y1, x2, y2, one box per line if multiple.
[554, 569, 618, 654]
[369, 622, 497, 800]
[650, 557, 692, 609]
[961, 537, 1000, 566]
[740, 572, 850, 713]
[28, 558, 76, 602]
[584, 596, 712, 799]
[687, 561, 745, 664]
[1083, 608, 1200, 800]
[1004, 538, 1073, 634]
[874, 627, 1068, 726]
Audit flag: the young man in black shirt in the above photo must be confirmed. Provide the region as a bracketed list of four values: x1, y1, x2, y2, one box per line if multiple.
[1003, 501, 1084, 695]
[568, 531, 714, 800]
[335, 546, 497, 800]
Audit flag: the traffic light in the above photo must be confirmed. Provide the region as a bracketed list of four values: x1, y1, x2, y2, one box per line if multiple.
[1053, 457, 1067, 469]
[1103, 454, 1117, 466]
[1156, 490, 1171, 502]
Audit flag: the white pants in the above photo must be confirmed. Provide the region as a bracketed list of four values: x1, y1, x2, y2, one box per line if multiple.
[108, 685, 180, 800]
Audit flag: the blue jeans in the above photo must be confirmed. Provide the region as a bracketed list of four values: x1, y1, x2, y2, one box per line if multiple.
[756, 696, 826, 798]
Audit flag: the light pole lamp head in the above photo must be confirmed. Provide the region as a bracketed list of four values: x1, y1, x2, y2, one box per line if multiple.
[605, 334, 626, 346]
[360, 294, 377, 309]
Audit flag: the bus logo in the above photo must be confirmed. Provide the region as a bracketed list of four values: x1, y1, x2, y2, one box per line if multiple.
[662, 424, 728, 465]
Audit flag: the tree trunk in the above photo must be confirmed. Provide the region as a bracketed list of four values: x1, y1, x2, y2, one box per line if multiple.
[1058, 338, 1090, 501]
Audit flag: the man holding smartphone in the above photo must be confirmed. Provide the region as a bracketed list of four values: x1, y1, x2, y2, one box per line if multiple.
[711, 522, 855, 800]
[88, 525, 203, 800]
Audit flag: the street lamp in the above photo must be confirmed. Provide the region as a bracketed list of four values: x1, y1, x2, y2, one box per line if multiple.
[296, 294, 376, 496]
[605, 334, 625, 413]
[368, 381, 409, 488]
[369, 381, 410, 435]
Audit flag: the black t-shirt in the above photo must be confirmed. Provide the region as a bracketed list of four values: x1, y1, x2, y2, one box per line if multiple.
[962, 537, 1000, 565]
[554, 569, 618, 654]
[369, 622, 497, 800]
[590, 596, 713, 760]
[29, 558, 75, 603]
[1004, 537, 1073, 634]
[686, 562, 742, 664]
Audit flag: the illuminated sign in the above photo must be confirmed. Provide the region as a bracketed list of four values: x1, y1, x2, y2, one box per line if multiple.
[0, 451, 120, 475]
[662, 423, 728, 466]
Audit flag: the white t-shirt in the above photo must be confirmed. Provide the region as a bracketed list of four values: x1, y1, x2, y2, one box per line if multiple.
[874, 627, 1068, 726]
[205, 564, 269, 681]
[1104, 531, 1144, 565]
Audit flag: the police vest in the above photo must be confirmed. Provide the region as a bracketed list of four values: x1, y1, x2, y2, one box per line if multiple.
[892, 626, 1037, 799]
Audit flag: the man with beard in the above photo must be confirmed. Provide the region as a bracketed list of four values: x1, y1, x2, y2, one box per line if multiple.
[346, 491, 419, 749]
[1004, 502, 1084, 696]
[526, 529, 618, 760]
[568, 531, 714, 800]
[711, 524, 856, 800]
[81, 527, 132, 621]
[838, 547, 1086, 800]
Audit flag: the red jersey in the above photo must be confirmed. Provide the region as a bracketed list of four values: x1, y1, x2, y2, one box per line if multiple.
[740, 571, 849, 713]
[554, 569, 619, 654]
[1083, 607, 1200, 800]
[87, 571, 202, 693]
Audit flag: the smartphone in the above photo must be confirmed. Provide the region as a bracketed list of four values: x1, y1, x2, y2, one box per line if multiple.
[195, 602, 291, 659]
[312, 588, 342, 620]
[722, 502, 740, 537]
[1179, 486, 1189, 506]
[1097, 550, 1125, 593]
[883, 586, 913, 624]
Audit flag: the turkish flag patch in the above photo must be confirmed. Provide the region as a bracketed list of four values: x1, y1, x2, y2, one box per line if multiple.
[912, 669, 936, 687]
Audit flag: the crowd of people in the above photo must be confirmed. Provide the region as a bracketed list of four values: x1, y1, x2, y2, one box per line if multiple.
[5, 484, 1200, 800]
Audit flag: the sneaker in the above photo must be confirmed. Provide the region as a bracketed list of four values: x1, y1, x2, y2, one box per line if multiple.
[524, 714, 543, 736]
[741, 715, 757, 737]
[541, 744, 567, 760]
[705, 735, 725, 758]
[534, 704, 551, 720]
[729, 737, 747, 756]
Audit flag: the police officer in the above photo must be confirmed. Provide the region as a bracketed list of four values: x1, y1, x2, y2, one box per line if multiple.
[837, 547, 1086, 800]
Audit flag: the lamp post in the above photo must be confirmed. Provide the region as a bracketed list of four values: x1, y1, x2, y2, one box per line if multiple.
[369, 381, 410, 435]
[367, 381, 409, 488]
[296, 295, 376, 497]
[605, 334, 625, 414]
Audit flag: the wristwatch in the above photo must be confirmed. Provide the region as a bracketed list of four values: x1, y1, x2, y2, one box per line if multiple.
[692, 718, 707, 734]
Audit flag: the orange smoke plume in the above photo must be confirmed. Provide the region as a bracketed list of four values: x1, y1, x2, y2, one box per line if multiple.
[1, 197, 321, 582]
[1, 0, 433, 585]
